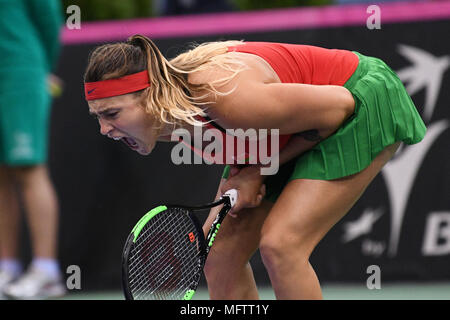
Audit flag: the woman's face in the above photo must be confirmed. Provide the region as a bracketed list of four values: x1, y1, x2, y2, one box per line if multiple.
[88, 93, 164, 155]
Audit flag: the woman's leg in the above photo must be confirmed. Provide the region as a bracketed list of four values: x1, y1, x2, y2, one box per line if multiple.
[259, 142, 401, 299]
[203, 179, 273, 300]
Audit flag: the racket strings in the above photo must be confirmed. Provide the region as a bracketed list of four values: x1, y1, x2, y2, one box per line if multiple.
[127, 208, 202, 300]
[130, 223, 195, 299]
[131, 227, 191, 299]
[132, 237, 194, 300]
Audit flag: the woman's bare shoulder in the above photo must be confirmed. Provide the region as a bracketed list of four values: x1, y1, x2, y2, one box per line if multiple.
[187, 63, 235, 87]
[188, 52, 279, 86]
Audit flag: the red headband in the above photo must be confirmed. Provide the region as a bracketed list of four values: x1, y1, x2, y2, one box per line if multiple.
[84, 70, 150, 101]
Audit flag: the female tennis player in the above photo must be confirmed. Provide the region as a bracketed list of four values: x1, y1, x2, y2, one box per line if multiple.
[84, 35, 426, 299]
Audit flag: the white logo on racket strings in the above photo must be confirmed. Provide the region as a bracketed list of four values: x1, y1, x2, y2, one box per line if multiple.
[170, 127, 280, 175]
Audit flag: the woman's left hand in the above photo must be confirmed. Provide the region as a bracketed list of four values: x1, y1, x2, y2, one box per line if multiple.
[220, 165, 266, 217]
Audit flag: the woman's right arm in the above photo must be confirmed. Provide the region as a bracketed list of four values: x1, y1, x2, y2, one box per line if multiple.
[276, 134, 321, 168]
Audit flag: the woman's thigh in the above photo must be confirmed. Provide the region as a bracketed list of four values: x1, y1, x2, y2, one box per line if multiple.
[260, 142, 401, 257]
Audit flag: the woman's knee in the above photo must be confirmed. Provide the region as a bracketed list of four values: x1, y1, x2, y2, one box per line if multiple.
[203, 227, 254, 282]
[203, 241, 242, 282]
[259, 231, 310, 275]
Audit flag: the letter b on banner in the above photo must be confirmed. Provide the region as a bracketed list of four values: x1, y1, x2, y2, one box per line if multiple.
[422, 212, 450, 256]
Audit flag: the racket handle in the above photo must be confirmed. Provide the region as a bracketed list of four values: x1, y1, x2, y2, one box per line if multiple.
[223, 189, 238, 208]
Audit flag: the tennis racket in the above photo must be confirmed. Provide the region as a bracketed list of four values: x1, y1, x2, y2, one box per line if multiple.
[121, 189, 238, 300]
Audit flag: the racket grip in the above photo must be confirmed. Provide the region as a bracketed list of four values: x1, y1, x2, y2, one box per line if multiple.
[223, 189, 238, 208]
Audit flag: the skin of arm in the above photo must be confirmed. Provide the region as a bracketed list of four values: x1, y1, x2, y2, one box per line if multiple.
[221, 134, 325, 215]
[205, 73, 355, 135]
[190, 61, 355, 213]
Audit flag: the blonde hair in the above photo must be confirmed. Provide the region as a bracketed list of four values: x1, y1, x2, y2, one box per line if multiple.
[84, 34, 247, 129]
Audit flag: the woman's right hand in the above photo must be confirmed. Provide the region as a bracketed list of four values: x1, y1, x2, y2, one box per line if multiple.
[220, 165, 266, 217]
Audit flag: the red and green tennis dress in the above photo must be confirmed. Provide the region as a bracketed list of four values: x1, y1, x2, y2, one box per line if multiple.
[194, 42, 426, 201]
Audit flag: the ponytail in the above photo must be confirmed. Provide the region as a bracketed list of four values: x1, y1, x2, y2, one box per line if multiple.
[85, 34, 246, 128]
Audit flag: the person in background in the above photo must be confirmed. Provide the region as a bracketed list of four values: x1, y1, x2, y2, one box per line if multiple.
[0, 0, 65, 299]
[83, 35, 425, 299]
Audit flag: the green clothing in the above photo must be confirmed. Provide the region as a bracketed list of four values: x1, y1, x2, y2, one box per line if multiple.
[223, 52, 427, 202]
[0, 0, 63, 165]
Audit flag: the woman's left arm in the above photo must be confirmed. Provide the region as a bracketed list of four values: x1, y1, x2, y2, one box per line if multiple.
[221, 134, 325, 214]
[209, 75, 355, 135]
[206, 66, 356, 212]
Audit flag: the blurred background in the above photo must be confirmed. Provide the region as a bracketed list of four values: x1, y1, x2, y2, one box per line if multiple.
[1, 0, 449, 300]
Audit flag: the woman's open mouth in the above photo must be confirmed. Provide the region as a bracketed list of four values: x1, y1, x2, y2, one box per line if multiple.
[121, 137, 140, 150]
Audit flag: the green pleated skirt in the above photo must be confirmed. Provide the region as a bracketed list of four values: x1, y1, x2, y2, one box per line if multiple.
[222, 51, 427, 202]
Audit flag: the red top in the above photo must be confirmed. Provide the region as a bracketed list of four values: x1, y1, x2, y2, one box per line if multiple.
[185, 42, 359, 166]
[227, 42, 359, 85]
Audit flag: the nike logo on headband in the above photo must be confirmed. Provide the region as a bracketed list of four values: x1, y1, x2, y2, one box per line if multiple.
[84, 70, 150, 101]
